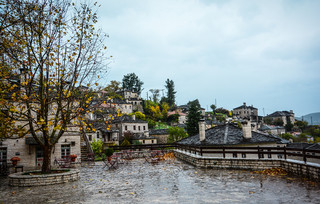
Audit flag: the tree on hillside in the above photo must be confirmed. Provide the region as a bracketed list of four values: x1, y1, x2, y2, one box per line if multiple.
[167, 126, 188, 143]
[285, 121, 293, 132]
[186, 99, 202, 136]
[149, 89, 160, 103]
[122, 73, 144, 95]
[104, 80, 122, 99]
[0, 0, 108, 173]
[210, 104, 216, 121]
[210, 104, 216, 113]
[165, 79, 176, 107]
[273, 118, 284, 126]
[187, 99, 201, 110]
[295, 120, 308, 131]
[215, 108, 229, 115]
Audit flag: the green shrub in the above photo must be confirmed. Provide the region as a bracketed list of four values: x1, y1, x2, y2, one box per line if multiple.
[91, 139, 104, 155]
[105, 148, 114, 157]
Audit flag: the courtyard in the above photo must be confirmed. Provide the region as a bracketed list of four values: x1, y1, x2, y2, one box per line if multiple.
[1, 159, 320, 204]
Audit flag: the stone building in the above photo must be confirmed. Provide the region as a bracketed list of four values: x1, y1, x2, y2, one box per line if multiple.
[131, 133, 157, 145]
[177, 120, 289, 159]
[111, 115, 149, 139]
[149, 129, 169, 144]
[264, 110, 295, 126]
[0, 131, 81, 170]
[233, 102, 259, 122]
[85, 121, 120, 146]
[258, 125, 286, 136]
[116, 90, 143, 112]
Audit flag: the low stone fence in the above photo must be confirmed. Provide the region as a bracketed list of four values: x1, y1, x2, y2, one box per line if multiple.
[175, 150, 320, 181]
[9, 169, 80, 187]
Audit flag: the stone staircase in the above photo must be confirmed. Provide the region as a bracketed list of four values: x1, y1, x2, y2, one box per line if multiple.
[80, 132, 94, 162]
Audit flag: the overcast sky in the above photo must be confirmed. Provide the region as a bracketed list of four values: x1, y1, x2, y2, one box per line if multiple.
[97, 0, 320, 117]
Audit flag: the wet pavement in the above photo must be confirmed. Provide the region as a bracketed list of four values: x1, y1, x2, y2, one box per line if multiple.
[1, 159, 320, 204]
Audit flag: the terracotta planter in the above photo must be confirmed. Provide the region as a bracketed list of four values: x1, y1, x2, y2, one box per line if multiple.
[107, 157, 112, 162]
[12, 160, 18, 166]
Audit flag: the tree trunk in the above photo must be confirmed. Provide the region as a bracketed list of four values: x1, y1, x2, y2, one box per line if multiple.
[41, 146, 52, 173]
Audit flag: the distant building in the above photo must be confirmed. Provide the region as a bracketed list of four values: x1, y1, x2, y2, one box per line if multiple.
[233, 102, 258, 122]
[258, 125, 286, 136]
[111, 115, 149, 138]
[264, 110, 295, 126]
[116, 90, 143, 112]
[149, 129, 169, 144]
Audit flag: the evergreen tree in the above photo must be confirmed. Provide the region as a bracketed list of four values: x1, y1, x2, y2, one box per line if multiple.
[122, 73, 144, 95]
[186, 99, 202, 136]
[165, 79, 176, 107]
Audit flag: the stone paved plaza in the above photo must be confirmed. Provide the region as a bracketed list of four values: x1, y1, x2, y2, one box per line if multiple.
[1, 159, 320, 203]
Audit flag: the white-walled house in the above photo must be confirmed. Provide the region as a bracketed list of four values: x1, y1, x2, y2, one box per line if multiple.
[0, 131, 81, 170]
[111, 115, 149, 139]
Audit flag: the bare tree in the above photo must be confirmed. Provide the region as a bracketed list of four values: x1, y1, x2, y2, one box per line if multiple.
[0, 0, 108, 173]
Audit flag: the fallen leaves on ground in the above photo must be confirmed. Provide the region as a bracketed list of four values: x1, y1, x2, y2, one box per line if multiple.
[253, 168, 288, 177]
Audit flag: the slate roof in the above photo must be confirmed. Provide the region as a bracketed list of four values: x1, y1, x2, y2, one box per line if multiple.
[92, 121, 118, 133]
[177, 124, 289, 146]
[111, 115, 147, 124]
[233, 103, 257, 110]
[149, 129, 169, 135]
[287, 143, 320, 150]
[267, 111, 293, 117]
[132, 133, 156, 140]
[259, 125, 285, 131]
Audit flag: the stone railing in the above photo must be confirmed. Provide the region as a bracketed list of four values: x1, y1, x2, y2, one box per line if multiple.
[175, 150, 320, 181]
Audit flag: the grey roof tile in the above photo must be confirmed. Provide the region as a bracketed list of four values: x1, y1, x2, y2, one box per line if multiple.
[177, 124, 288, 146]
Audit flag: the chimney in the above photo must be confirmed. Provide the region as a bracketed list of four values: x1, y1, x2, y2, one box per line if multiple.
[132, 115, 136, 121]
[243, 102, 246, 107]
[199, 119, 206, 142]
[242, 119, 252, 139]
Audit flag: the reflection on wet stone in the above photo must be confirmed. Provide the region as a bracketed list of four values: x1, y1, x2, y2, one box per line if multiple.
[1, 159, 320, 203]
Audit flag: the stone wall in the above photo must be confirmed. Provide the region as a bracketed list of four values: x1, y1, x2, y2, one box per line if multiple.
[2, 134, 81, 169]
[9, 169, 80, 187]
[175, 150, 320, 181]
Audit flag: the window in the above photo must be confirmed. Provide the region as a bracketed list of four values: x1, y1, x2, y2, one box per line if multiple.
[125, 126, 127, 131]
[241, 153, 246, 158]
[152, 140, 154, 144]
[143, 140, 145, 144]
[233, 153, 238, 158]
[133, 125, 136, 130]
[0, 147, 7, 165]
[97, 132, 100, 139]
[61, 145, 70, 158]
[88, 135, 92, 141]
[143, 126, 146, 131]
[138, 126, 140, 131]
